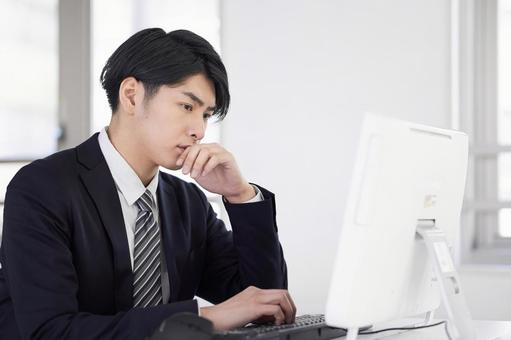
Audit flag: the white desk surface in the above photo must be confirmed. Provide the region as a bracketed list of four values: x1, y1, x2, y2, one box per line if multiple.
[333, 319, 511, 339]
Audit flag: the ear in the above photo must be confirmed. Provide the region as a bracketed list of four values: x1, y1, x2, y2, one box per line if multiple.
[118, 77, 142, 115]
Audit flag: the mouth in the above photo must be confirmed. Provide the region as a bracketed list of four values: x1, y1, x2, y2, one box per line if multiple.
[176, 145, 190, 154]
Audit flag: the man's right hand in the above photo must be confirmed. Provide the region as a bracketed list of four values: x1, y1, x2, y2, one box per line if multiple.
[199, 286, 297, 331]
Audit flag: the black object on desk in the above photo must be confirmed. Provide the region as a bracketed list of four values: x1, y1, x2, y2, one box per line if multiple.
[149, 312, 214, 340]
[150, 313, 347, 340]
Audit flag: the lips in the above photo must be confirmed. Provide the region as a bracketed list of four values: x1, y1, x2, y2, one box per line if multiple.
[176, 145, 190, 155]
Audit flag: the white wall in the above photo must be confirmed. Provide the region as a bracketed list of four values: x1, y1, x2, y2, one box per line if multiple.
[220, 0, 451, 314]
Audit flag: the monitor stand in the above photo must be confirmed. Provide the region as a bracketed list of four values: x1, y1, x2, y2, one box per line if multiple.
[416, 219, 476, 340]
[344, 220, 476, 340]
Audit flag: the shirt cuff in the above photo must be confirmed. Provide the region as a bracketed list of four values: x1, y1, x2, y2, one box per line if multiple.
[222, 185, 264, 204]
[241, 185, 263, 203]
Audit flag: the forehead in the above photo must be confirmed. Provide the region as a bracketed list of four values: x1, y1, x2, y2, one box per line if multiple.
[161, 73, 216, 107]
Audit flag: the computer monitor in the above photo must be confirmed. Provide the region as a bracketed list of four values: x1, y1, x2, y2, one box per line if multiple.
[325, 114, 474, 340]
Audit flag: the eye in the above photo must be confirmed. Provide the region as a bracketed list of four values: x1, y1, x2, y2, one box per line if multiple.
[203, 113, 213, 120]
[182, 103, 193, 112]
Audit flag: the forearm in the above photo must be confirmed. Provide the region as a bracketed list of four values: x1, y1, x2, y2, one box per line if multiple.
[224, 185, 287, 289]
[195, 184, 287, 304]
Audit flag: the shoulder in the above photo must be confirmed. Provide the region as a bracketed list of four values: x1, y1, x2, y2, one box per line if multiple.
[3, 149, 79, 241]
[7, 148, 78, 198]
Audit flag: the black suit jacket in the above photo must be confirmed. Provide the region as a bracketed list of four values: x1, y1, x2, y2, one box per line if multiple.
[0, 133, 287, 340]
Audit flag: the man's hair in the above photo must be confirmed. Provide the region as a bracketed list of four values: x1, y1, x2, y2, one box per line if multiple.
[100, 28, 229, 119]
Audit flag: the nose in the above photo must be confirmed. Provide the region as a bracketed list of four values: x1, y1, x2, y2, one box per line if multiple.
[188, 116, 206, 142]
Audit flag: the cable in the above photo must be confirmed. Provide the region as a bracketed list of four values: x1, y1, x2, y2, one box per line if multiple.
[443, 321, 453, 340]
[359, 320, 453, 340]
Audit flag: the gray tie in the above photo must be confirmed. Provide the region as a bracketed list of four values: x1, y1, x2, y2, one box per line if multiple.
[133, 189, 163, 307]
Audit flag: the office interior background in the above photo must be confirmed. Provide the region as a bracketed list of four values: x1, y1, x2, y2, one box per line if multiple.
[0, 0, 510, 321]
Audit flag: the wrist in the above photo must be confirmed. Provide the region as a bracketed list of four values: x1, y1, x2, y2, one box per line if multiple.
[200, 306, 222, 331]
[200, 306, 211, 318]
[225, 183, 256, 204]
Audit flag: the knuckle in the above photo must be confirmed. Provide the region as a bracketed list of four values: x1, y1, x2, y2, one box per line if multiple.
[245, 286, 257, 296]
[206, 162, 216, 171]
[183, 159, 194, 168]
[193, 159, 205, 168]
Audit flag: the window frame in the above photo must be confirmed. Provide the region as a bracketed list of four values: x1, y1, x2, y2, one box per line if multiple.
[459, 0, 511, 265]
[59, 0, 92, 150]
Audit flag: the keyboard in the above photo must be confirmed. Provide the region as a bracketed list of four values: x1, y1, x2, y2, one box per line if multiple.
[213, 314, 347, 339]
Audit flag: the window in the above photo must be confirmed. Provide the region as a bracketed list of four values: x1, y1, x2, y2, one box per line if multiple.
[460, 0, 511, 264]
[0, 0, 59, 239]
[0, 0, 59, 160]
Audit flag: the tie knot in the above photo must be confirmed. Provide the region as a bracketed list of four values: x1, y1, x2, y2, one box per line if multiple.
[136, 190, 154, 212]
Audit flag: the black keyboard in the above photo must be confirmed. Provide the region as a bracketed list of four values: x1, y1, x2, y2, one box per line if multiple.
[213, 314, 347, 340]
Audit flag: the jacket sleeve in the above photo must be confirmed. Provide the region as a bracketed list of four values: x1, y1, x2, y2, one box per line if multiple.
[195, 184, 288, 304]
[1, 165, 197, 340]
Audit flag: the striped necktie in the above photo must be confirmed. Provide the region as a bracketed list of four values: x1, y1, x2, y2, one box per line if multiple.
[133, 189, 163, 307]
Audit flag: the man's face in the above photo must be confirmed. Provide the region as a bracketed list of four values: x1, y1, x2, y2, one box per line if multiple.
[132, 73, 216, 170]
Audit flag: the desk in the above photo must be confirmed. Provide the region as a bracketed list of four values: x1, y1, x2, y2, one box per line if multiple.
[333, 319, 511, 339]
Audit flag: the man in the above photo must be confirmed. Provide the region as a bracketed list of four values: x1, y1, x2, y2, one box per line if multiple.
[0, 28, 295, 339]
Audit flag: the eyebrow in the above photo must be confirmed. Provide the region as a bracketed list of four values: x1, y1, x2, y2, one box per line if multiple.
[182, 91, 216, 112]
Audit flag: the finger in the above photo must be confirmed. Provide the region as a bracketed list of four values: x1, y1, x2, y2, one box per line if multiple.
[176, 146, 191, 167]
[181, 145, 201, 175]
[200, 155, 220, 177]
[202, 144, 233, 166]
[281, 293, 295, 324]
[285, 291, 297, 321]
[253, 315, 275, 325]
[258, 305, 285, 326]
[197, 146, 232, 177]
[190, 148, 211, 178]
[256, 292, 294, 324]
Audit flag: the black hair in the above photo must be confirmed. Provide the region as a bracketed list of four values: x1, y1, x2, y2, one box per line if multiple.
[100, 28, 229, 119]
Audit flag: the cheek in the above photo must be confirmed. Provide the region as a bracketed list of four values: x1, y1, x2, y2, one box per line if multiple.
[136, 102, 185, 148]
[138, 106, 164, 130]
[144, 114, 182, 147]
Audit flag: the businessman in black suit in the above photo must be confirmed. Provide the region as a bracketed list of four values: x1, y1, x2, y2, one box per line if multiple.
[0, 28, 295, 339]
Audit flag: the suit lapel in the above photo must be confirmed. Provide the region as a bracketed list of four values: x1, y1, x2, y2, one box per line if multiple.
[76, 134, 133, 311]
[157, 175, 189, 302]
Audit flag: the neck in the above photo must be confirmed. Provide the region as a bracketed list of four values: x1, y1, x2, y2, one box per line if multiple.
[106, 117, 157, 187]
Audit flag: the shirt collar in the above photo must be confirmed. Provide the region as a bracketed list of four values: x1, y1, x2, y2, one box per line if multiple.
[98, 127, 159, 206]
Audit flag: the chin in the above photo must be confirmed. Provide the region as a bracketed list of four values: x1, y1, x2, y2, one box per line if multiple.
[159, 159, 181, 171]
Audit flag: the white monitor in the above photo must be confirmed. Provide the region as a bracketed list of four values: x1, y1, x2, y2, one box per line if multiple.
[325, 114, 473, 339]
